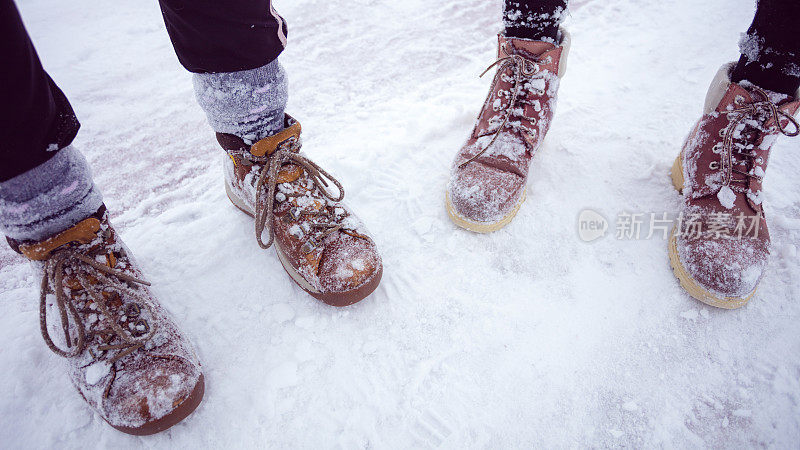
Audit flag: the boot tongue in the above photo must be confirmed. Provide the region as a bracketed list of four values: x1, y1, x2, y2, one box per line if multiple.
[216, 115, 302, 156]
[498, 35, 556, 59]
[19, 217, 102, 261]
[250, 120, 302, 157]
[497, 34, 562, 76]
[217, 118, 305, 183]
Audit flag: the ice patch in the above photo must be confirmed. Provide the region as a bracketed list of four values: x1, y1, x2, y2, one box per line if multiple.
[759, 134, 778, 150]
[84, 361, 111, 385]
[351, 258, 366, 271]
[529, 78, 546, 93]
[740, 265, 761, 287]
[717, 185, 736, 209]
[747, 190, 763, 205]
[288, 224, 303, 238]
[335, 267, 354, 279]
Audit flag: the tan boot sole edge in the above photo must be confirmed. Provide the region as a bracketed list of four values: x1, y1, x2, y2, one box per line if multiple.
[667, 156, 755, 309]
[670, 153, 685, 192]
[445, 190, 526, 233]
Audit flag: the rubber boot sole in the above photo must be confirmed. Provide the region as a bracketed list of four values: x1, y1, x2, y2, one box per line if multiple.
[226, 183, 381, 307]
[445, 190, 526, 233]
[667, 155, 755, 309]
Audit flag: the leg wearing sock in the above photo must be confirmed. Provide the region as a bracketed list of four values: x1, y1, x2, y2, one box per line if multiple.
[0, 145, 103, 242]
[193, 58, 288, 144]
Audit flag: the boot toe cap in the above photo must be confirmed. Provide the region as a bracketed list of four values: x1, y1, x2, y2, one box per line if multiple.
[447, 163, 524, 223]
[678, 236, 768, 299]
[100, 356, 203, 432]
[318, 233, 382, 295]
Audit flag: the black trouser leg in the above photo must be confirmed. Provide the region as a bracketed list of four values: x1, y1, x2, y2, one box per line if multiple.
[0, 0, 288, 183]
[0, 0, 80, 182]
[158, 0, 288, 74]
[503, 0, 569, 42]
[731, 0, 800, 96]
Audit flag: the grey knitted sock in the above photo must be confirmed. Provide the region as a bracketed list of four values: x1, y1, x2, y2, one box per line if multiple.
[0, 145, 103, 242]
[193, 59, 288, 145]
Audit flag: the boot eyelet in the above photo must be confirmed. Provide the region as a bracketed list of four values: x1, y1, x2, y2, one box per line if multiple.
[734, 95, 745, 105]
[712, 143, 723, 153]
[718, 129, 728, 137]
[131, 319, 149, 337]
[301, 239, 317, 254]
[709, 161, 720, 170]
[123, 303, 141, 318]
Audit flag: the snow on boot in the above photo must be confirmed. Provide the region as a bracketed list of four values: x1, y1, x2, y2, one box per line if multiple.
[669, 63, 800, 309]
[445, 30, 570, 232]
[9, 206, 204, 434]
[218, 115, 383, 306]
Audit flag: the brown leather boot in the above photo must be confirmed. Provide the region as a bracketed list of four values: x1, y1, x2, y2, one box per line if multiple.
[445, 30, 570, 232]
[218, 115, 382, 306]
[669, 63, 800, 309]
[10, 206, 204, 434]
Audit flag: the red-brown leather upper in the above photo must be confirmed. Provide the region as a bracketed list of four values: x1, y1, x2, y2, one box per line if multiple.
[677, 77, 799, 297]
[218, 120, 382, 296]
[26, 212, 202, 429]
[447, 34, 567, 223]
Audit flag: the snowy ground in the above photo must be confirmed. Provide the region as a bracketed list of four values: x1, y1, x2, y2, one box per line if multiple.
[2, 0, 800, 447]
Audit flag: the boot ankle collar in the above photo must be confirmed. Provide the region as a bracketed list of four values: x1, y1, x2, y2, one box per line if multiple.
[497, 28, 570, 78]
[250, 119, 301, 157]
[17, 217, 102, 261]
[217, 114, 302, 157]
[5, 205, 107, 257]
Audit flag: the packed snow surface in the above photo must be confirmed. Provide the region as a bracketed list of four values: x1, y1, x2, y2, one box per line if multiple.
[2, 0, 800, 447]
